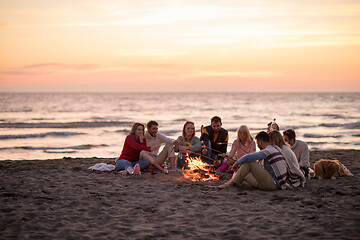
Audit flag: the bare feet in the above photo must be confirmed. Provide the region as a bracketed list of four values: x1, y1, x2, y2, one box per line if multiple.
[205, 181, 235, 188]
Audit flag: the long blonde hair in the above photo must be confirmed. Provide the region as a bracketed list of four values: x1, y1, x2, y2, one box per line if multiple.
[237, 125, 253, 145]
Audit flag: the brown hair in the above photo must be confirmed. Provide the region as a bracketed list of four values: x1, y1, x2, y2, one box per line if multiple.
[255, 131, 269, 142]
[211, 116, 222, 124]
[147, 120, 158, 129]
[129, 122, 145, 141]
[182, 121, 195, 140]
[269, 130, 287, 148]
[267, 122, 280, 132]
[283, 129, 296, 140]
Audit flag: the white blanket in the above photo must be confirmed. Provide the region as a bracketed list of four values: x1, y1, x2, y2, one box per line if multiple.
[89, 163, 115, 172]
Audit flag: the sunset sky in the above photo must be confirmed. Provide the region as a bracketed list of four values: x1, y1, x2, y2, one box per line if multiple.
[1, 0, 359, 92]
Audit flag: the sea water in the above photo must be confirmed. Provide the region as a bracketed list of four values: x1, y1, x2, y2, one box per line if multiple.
[0, 92, 359, 160]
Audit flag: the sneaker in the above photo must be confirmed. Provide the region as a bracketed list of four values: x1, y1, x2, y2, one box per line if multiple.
[126, 166, 134, 175]
[133, 164, 140, 175]
[118, 170, 127, 175]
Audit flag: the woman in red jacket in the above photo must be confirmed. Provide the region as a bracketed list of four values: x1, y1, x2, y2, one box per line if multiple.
[116, 122, 165, 175]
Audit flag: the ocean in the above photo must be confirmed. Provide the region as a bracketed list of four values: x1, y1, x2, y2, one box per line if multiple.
[0, 92, 359, 160]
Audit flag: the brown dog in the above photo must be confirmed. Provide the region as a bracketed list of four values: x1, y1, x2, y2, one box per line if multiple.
[313, 159, 353, 179]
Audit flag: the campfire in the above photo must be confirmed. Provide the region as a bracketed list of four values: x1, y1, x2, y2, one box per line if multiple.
[182, 154, 219, 182]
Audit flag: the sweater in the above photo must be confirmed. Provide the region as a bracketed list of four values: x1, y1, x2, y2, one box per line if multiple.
[118, 135, 151, 162]
[291, 140, 310, 168]
[278, 145, 306, 187]
[174, 136, 202, 153]
[228, 139, 256, 159]
[144, 132, 174, 155]
[237, 145, 290, 189]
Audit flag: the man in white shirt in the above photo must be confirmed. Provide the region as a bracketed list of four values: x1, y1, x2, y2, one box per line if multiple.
[283, 129, 310, 177]
[144, 121, 180, 171]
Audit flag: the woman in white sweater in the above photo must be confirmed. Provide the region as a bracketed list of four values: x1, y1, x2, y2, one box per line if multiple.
[268, 130, 306, 188]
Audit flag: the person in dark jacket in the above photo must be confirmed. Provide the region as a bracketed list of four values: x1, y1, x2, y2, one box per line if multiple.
[200, 116, 229, 168]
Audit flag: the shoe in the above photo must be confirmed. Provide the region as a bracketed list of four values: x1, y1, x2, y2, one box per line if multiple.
[133, 164, 140, 175]
[126, 166, 134, 175]
[118, 170, 127, 175]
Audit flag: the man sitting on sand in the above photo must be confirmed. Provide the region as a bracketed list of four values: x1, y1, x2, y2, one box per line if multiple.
[142, 120, 180, 171]
[210, 131, 291, 190]
[200, 116, 229, 168]
[282, 129, 310, 178]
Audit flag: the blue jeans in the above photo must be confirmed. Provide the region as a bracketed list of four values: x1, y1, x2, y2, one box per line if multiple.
[115, 158, 149, 171]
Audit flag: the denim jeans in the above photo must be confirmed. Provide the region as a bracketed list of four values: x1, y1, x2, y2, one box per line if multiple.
[115, 158, 149, 171]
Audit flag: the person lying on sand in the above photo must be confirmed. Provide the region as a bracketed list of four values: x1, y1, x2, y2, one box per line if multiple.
[208, 131, 291, 190]
[115, 122, 166, 175]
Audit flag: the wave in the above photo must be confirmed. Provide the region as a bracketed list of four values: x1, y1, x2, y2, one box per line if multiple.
[173, 118, 188, 122]
[0, 132, 84, 140]
[303, 134, 342, 138]
[0, 144, 108, 152]
[306, 141, 359, 146]
[0, 107, 33, 113]
[159, 130, 181, 135]
[319, 122, 360, 129]
[115, 129, 129, 134]
[0, 121, 133, 129]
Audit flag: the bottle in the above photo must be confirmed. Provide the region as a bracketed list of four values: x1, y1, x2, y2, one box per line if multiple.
[164, 162, 169, 174]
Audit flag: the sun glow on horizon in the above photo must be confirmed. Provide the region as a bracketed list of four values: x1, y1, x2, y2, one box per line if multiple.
[0, 0, 359, 92]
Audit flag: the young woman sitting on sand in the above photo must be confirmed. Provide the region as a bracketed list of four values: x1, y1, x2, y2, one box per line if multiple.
[216, 125, 256, 173]
[268, 130, 306, 187]
[174, 121, 202, 169]
[116, 122, 167, 175]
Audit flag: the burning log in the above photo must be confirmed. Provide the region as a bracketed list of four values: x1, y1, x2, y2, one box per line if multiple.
[182, 154, 219, 182]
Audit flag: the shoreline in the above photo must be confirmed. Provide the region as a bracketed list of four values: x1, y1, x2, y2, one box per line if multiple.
[1, 149, 359, 162]
[1, 150, 359, 239]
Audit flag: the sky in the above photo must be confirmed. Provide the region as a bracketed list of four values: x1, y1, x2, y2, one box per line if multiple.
[0, 0, 360, 92]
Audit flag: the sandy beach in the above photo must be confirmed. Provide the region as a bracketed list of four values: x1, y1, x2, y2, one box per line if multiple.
[0, 150, 359, 240]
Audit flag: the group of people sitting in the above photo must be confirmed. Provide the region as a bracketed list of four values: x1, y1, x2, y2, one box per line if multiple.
[115, 116, 310, 191]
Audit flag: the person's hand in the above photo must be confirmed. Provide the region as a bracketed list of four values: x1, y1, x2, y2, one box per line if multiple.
[214, 160, 221, 168]
[232, 163, 239, 172]
[184, 142, 192, 147]
[173, 140, 180, 146]
[179, 146, 189, 153]
[202, 148, 207, 155]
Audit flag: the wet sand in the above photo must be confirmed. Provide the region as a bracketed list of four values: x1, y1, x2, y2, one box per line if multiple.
[0, 150, 359, 239]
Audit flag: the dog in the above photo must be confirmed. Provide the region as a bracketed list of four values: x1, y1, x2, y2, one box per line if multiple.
[313, 159, 353, 179]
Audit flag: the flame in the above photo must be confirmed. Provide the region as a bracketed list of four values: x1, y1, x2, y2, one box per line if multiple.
[182, 154, 219, 182]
